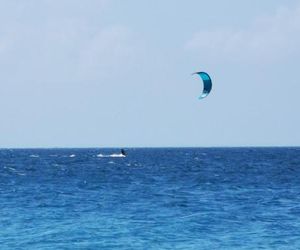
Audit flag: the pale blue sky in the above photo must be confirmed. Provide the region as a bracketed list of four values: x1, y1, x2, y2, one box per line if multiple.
[0, 0, 299, 147]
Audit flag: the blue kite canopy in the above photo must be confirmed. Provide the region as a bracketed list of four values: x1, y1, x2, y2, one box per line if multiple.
[193, 71, 212, 99]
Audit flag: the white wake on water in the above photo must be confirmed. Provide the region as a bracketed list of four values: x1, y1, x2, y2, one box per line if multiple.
[97, 153, 126, 158]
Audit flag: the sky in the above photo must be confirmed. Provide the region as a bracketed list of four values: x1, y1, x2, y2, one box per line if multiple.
[0, 0, 299, 148]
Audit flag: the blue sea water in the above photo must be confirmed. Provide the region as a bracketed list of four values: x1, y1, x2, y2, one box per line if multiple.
[1, 148, 300, 249]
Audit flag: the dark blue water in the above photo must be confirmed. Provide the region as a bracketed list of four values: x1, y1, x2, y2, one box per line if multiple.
[1, 148, 300, 249]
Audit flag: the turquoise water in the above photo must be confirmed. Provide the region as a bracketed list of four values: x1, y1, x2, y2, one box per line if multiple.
[1, 148, 300, 249]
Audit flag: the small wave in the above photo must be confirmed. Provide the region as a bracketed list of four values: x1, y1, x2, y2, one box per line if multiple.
[17, 172, 26, 176]
[4, 166, 26, 176]
[69, 154, 76, 158]
[180, 212, 203, 219]
[29, 155, 39, 158]
[4, 166, 17, 172]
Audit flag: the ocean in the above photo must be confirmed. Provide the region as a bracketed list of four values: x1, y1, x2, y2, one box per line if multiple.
[1, 148, 300, 249]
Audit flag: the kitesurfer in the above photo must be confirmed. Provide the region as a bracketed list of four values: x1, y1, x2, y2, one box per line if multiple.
[121, 149, 126, 156]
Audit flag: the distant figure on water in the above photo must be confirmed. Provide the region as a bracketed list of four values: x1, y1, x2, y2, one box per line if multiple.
[121, 149, 126, 157]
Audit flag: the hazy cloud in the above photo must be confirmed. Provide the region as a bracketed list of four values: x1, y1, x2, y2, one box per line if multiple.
[0, 0, 138, 85]
[185, 4, 300, 65]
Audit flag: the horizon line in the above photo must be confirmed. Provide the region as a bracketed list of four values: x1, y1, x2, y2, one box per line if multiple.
[0, 145, 299, 150]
